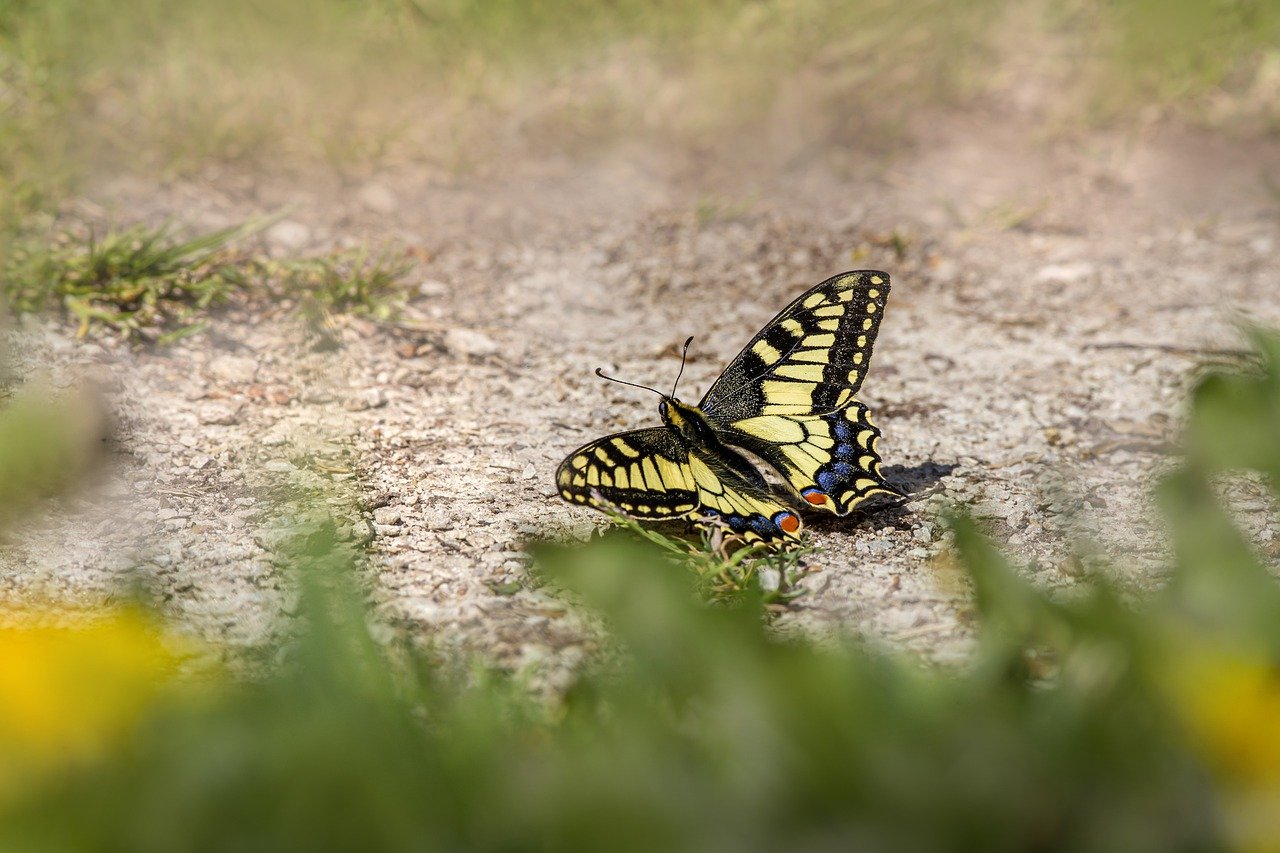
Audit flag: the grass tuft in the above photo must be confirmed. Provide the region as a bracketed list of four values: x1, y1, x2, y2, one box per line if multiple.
[1, 222, 416, 343]
[0, 221, 265, 341]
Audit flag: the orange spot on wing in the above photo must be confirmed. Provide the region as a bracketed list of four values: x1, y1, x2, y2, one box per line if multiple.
[778, 513, 800, 533]
[803, 491, 828, 505]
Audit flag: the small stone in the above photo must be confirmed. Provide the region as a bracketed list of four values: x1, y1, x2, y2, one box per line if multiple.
[198, 401, 243, 426]
[758, 568, 781, 592]
[373, 506, 401, 526]
[444, 328, 499, 358]
[912, 522, 935, 543]
[422, 510, 451, 532]
[207, 356, 259, 384]
[264, 460, 294, 473]
[345, 388, 388, 411]
[357, 183, 397, 214]
[262, 434, 287, 447]
[190, 454, 213, 470]
[521, 464, 537, 480]
[419, 279, 448, 297]
[1035, 262, 1095, 284]
[267, 219, 311, 250]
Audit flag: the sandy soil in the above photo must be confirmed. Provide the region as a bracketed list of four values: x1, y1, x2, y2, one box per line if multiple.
[4, 105, 1279, 677]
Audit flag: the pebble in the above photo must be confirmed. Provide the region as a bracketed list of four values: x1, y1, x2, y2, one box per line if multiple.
[198, 401, 243, 426]
[444, 328, 499, 358]
[264, 460, 294, 473]
[267, 219, 311, 250]
[302, 389, 336, 405]
[373, 506, 402, 526]
[422, 510, 452, 532]
[207, 355, 259, 384]
[190, 454, 213, 470]
[345, 388, 388, 411]
[1035, 262, 1095, 284]
[357, 183, 397, 214]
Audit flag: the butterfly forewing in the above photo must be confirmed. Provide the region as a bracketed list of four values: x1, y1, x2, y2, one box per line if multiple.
[699, 270, 898, 515]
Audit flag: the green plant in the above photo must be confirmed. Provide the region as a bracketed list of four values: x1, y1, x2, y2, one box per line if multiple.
[2, 323, 1279, 848]
[600, 511, 815, 607]
[273, 244, 413, 324]
[0, 221, 262, 341]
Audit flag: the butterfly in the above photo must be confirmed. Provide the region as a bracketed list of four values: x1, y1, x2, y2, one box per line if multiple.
[555, 270, 900, 544]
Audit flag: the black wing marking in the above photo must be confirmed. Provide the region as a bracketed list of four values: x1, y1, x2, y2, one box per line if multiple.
[699, 271, 897, 514]
[555, 428, 803, 543]
[556, 428, 700, 519]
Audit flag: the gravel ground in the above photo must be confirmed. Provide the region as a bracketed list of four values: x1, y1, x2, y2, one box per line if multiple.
[3, 110, 1279, 677]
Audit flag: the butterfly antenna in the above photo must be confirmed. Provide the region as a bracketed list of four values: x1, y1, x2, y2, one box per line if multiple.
[671, 336, 694, 399]
[594, 368, 664, 398]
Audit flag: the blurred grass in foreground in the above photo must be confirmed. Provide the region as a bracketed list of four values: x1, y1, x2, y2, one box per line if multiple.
[2, 324, 1280, 847]
[2, 0, 1279, 234]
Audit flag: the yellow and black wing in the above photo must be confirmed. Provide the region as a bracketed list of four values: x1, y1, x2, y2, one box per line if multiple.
[699, 270, 900, 515]
[556, 428, 803, 543]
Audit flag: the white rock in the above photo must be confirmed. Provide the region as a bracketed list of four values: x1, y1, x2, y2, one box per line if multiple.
[357, 183, 397, 214]
[444, 328, 499, 358]
[198, 401, 243, 426]
[373, 506, 402, 525]
[207, 355, 259, 384]
[267, 219, 311, 250]
[419, 279, 448, 297]
[1035, 262, 1095, 284]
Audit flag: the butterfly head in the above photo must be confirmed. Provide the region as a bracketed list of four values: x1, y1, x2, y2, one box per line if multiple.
[659, 397, 717, 446]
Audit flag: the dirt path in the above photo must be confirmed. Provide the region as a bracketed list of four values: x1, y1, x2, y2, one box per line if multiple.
[4, 111, 1279, 675]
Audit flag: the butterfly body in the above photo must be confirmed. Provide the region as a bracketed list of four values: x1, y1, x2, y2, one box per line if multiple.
[556, 270, 900, 544]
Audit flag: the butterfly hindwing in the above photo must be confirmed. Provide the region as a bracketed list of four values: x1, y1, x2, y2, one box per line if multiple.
[700, 271, 898, 515]
[556, 429, 803, 543]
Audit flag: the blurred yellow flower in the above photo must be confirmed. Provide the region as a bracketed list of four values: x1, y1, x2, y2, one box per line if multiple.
[0, 607, 189, 784]
[1169, 648, 1280, 853]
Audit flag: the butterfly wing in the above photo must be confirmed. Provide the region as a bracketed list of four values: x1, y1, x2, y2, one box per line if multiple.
[556, 428, 802, 543]
[699, 270, 899, 515]
[556, 428, 700, 520]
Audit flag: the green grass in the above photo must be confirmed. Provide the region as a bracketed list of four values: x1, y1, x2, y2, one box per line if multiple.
[272, 245, 415, 325]
[2, 322, 1280, 848]
[0, 221, 262, 342]
[0, 222, 415, 342]
[598, 512, 816, 608]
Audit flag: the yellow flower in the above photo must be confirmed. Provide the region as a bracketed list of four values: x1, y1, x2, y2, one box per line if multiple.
[0, 607, 192, 787]
[1168, 647, 1280, 853]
